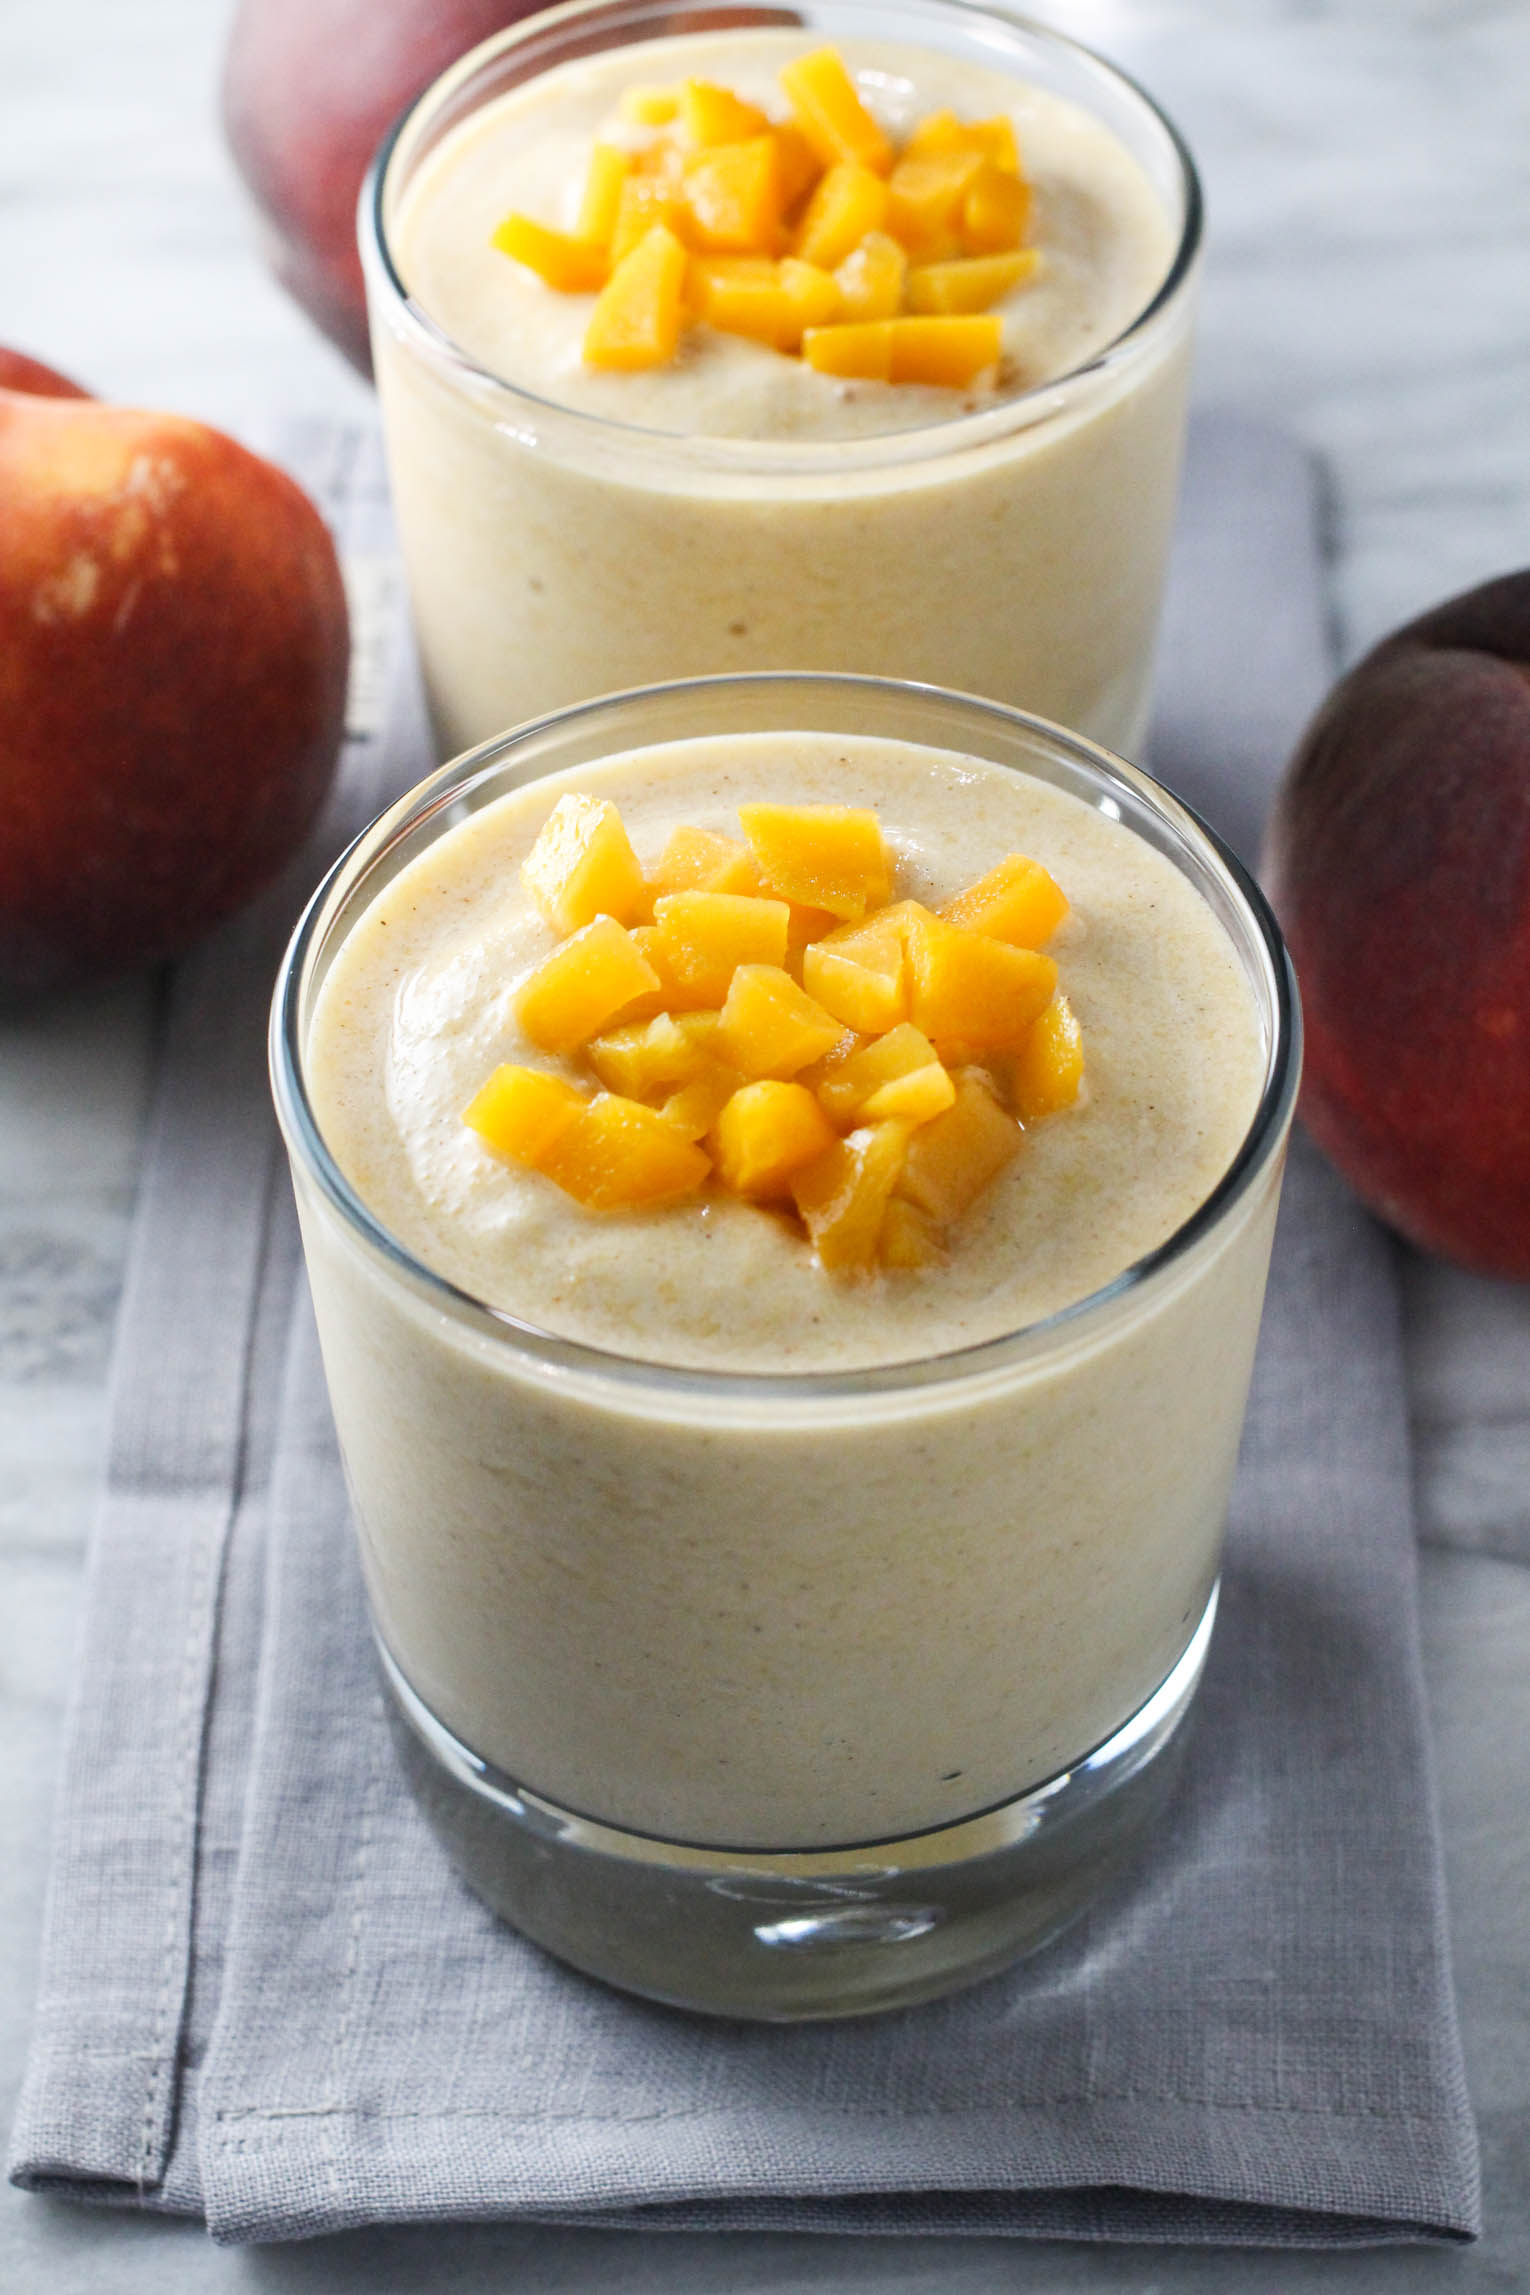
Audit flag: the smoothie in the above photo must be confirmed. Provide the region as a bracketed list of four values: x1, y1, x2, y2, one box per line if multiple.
[294, 723, 1279, 1851]
[364, 3, 1199, 753]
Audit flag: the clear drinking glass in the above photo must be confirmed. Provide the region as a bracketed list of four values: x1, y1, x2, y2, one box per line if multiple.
[271, 673, 1299, 2020]
[360, 0, 1202, 759]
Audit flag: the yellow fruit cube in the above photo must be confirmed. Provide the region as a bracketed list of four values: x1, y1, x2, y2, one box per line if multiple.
[492, 213, 609, 293]
[779, 47, 892, 174]
[711, 1079, 839, 1197]
[543, 1093, 711, 1208]
[877, 1196, 946, 1270]
[575, 143, 630, 246]
[793, 162, 889, 271]
[520, 793, 645, 933]
[776, 256, 840, 349]
[801, 319, 893, 381]
[898, 1070, 1021, 1222]
[961, 162, 1032, 255]
[619, 86, 680, 126]
[661, 1065, 746, 1141]
[1010, 992, 1085, 1124]
[888, 315, 1002, 387]
[462, 1065, 587, 1167]
[939, 853, 1068, 947]
[905, 913, 1057, 1053]
[737, 802, 891, 919]
[859, 1060, 956, 1124]
[682, 137, 782, 253]
[811, 1021, 939, 1123]
[653, 890, 791, 1002]
[773, 122, 823, 214]
[716, 964, 846, 1078]
[903, 110, 1021, 175]
[607, 178, 688, 267]
[584, 224, 689, 369]
[616, 924, 718, 1019]
[680, 79, 771, 147]
[585, 1011, 716, 1098]
[791, 1121, 910, 1271]
[690, 256, 788, 344]
[885, 149, 985, 258]
[515, 916, 662, 1054]
[801, 914, 908, 1034]
[906, 250, 1041, 315]
[834, 230, 907, 321]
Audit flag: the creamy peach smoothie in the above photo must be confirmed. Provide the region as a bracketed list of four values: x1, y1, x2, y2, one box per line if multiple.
[365, 6, 1197, 755]
[294, 728, 1277, 1850]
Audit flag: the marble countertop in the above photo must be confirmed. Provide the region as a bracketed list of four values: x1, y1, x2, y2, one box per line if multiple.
[3, 0, 1528, 2286]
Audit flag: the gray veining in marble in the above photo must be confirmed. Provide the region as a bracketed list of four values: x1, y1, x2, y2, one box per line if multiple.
[3, 0, 1529, 2286]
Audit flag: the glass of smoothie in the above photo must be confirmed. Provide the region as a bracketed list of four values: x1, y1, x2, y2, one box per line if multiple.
[271, 672, 1299, 2020]
[360, 0, 1201, 759]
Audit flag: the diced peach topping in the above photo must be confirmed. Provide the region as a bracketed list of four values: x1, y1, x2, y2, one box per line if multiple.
[738, 802, 890, 918]
[521, 792, 645, 933]
[583, 224, 688, 369]
[489, 45, 1039, 382]
[466, 795, 1083, 1261]
[515, 915, 662, 1054]
[779, 45, 893, 175]
[711, 1079, 839, 1197]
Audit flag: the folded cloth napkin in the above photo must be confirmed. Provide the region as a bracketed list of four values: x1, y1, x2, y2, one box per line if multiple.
[8, 413, 1480, 2246]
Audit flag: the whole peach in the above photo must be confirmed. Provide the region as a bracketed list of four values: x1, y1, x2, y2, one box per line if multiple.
[0, 361, 349, 994]
[1264, 571, 1530, 1276]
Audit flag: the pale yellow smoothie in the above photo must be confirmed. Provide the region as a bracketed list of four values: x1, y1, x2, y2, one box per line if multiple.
[365, 6, 1199, 754]
[294, 727, 1280, 1850]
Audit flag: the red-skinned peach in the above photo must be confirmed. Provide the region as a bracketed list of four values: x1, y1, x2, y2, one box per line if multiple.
[1263, 571, 1530, 1276]
[0, 357, 349, 994]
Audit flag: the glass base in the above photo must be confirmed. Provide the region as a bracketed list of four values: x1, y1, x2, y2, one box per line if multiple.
[380, 1584, 1217, 2022]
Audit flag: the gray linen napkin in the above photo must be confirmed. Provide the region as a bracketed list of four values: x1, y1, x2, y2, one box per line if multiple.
[7, 413, 1481, 2246]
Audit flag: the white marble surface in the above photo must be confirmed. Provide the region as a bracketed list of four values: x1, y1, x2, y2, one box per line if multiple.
[3, 0, 1529, 2285]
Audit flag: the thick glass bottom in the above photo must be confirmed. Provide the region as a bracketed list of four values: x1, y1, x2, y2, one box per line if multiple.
[380, 1583, 1217, 2021]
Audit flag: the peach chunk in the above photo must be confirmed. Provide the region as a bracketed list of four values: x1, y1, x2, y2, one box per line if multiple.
[779, 47, 892, 175]
[584, 223, 688, 368]
[716, 964, 846, 1077]
[961, 162, 1032, 255]
[575, 143, 630, 247]
[462, 1065, 587, 1167]
[661, 1065, 747, 1141]
[793, 163, 890, 271]
[680, 79, 771, 147]
[801, 912, 908, 1033]
[689, 257, 788, 345]
[653, 890, 790, 1003]
[878, 1196, 946, 1270]
[906, 251, 1041, 315]
[939, 853, 1068, 947]
[812, 1021, 939, 1123]
[608, 177, 688, 266]
[711, 1079, 839, 1197]
[521, 792, 645, 933]
[737, 802, 891, 919]
[776, 256, 841, 349]
[1010, 992, 1085, 1124]
[791, 1121, 911, 1272]
[898, 1070, 1021, 1222]
[515, 916, 661, 1055]
[905, 912, 1057, 1053]
[586, 1010, 715, 1098]
[492, 213, 609, 293]
[860, 1060, 956, 1124]
[834, 231, 907, 321]
[885, 148, 985, 260]
[683, 137, 782, 253]
[619, 85, 680, 126]
[544, 1093, 711, 1208]
[903, 110, 1021, 174]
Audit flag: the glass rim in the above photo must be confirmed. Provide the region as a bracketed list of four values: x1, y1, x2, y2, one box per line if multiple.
[358, 0, 1205, 474]
[270, 671, 1301, 1408]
